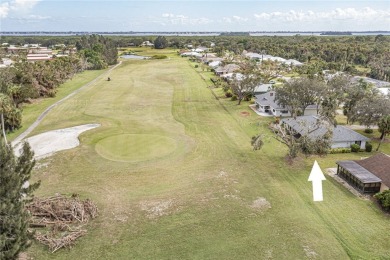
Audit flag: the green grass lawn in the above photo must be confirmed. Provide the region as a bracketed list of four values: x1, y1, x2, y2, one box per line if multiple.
[8, 69, 109, 141]
[26, 51, 390, 259]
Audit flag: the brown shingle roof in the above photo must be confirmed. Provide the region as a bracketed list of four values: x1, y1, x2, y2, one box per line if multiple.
[355, 153, 390, 188]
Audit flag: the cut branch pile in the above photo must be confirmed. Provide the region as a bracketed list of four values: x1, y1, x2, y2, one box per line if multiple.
[27, 194, 98, 253]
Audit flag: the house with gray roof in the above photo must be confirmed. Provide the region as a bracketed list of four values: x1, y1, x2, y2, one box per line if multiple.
[215, 64, 240, 76]
[336, 153, 390, 193]
[254, 91, 318, 117]
[281, 115, 370, 149]
[253, 84, 273, 95]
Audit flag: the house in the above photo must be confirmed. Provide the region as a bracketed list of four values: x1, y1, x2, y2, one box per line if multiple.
[254, 91, 318, 117]
[26, 53, 52, 62]
[284, 59, 303, 66]
[140, 41, 154, 47]
[208, 60, 222, 69]
[181, 51, 202, 58]
[336, 153, 390, 193]
[281, 115, 370, 149]
[253, 84, 273, 95]
[215, 64, 240, 76]
[192, 46, 209, 53]
[244, 52, 263, 60]
[0, 58, 13, 68]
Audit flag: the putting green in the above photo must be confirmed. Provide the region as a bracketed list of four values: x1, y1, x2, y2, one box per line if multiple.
[95, 134, 177, 162]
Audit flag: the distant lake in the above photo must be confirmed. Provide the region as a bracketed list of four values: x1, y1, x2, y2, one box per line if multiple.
[1, 32, 390, 37]
[250, 32, 390, 36]
[121, 54, 149, 60]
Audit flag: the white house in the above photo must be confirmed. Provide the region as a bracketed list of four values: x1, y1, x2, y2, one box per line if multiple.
[141, 41, 154, 47]
[181, 51, 202, 58]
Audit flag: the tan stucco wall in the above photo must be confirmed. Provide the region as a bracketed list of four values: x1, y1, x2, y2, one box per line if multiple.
[380, 183, 389, 192]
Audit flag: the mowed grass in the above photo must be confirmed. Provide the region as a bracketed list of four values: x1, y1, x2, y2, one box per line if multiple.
[8, 69, 109, 141]
[27, 51, 389, 259]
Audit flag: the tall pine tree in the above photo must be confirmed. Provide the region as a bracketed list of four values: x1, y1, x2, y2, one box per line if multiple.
[0, 140, 40, 259]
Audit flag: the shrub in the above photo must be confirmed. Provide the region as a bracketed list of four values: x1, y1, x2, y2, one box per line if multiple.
[364, 128, 373, 134]
[329, 148, 351, 154]
[374, 190, 390, 212]
[194, 65, 198, 68]
[365, 142, 373, 152]
[152, 55, 167, 59]
[225, 92, 233, 98]
[231, 95, 238, 101]
[244, 93, 253, 101]
[350, 144, 360, 152]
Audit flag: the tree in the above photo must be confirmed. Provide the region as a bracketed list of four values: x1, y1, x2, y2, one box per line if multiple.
[320, 75, 351, 125]
[343, 79, 375, 124]
[154, 36, 168, 49]
[374, 190, 390, 212]
[349, 95, 390, 129]
[251, 134, 264, 151]
[275, 78, 323, 118]
[0, 93, 22, 135]
[269, 123, 299, 158]
[376, 115, 390, 151]
[0, 141, 40, 259]
[229, 60, 261, 105]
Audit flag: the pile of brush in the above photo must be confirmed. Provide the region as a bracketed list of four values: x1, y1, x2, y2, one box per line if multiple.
[27, 194, 98, 253]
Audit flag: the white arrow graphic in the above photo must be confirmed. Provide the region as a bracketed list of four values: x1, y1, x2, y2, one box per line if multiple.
[308, 160, 326, 202]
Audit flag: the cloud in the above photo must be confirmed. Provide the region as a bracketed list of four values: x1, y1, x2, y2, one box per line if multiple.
[254, 7, 390, 23]
[0, 0, 41, 18]
[232, 15, 248, 22]
[11, 0, 41, 11]
[161, 13, 212, 26]
[0, 2, 10, 18]
[221, 15, 248, 24]
[25, 14, 50, 20]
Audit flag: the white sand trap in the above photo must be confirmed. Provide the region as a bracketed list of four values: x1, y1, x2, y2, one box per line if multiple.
[13, 124, 100, 159]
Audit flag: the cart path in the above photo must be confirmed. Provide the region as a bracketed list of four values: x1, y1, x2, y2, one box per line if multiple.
[12, 61, 122, 146]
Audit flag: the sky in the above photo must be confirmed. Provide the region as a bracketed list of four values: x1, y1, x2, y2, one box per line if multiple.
[0, 0, 389, 31]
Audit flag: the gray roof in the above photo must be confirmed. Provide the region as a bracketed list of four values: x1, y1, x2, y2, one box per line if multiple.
[336, 160, 382, 183]
[281, 116, 370, 142]
[254, 91, 282, 110]
[254, 84, 273, 93]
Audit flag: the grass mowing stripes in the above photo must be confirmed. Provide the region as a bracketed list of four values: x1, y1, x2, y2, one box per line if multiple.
[26, 51, 390, 260]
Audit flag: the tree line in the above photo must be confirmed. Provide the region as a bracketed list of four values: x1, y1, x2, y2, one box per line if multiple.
[0, 35, 117, 133]
[2, 34, 389, 81]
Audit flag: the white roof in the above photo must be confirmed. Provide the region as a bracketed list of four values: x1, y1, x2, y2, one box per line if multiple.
[220, 73, 244, 80]
[208, 61, 221, 68]
[284, 59, 303, 66]
[379, 88, 390, 96]
[181, 52, 202, 57]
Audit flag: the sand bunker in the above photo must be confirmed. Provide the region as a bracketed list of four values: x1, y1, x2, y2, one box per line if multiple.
[13, 124, 100, 159]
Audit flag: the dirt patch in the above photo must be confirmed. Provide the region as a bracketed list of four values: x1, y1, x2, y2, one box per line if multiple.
[303, 245, 318, 259]
[250, 197, 271, 212]
[140, 199, 174, 219]
[240, 111, 250, 117]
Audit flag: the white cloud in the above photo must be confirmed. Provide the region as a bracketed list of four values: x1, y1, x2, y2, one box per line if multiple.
[11, 0, 41, 11]
[162, 13, 174, 18]
[161, 13, 212, 26]
[0, 0, 41, 18]
[0, 2, 10, 18]
[26, 14, 49, 20]
[254, 7, 390, 23]
[232, 15, 248, 22]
